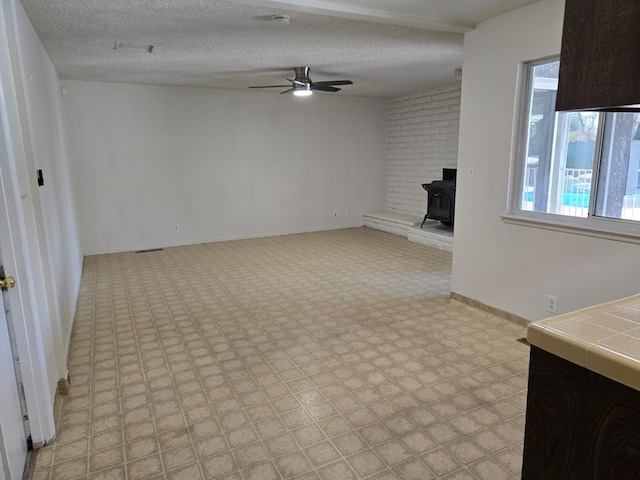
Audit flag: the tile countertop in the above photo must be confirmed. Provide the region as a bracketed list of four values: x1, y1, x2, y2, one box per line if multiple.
[527, 294, 640, 391]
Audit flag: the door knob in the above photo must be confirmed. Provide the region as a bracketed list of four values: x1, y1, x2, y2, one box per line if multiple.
[0, 277, 15, 290]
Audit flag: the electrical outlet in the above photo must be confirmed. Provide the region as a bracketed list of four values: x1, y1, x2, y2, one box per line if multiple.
[332, 211, 337, 217]
[173, 224, 180, 233]
[546, 295, 558, 314]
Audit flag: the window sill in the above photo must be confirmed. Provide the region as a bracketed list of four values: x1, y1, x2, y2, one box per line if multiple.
[501, 213, 640, 245]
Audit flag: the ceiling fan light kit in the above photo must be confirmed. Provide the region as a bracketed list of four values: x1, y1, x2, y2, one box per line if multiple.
[249, 66, 353, 97]
[293, 84, 313, 96]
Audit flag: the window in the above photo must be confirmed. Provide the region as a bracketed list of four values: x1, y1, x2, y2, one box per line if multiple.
[511, 57, 640, 235]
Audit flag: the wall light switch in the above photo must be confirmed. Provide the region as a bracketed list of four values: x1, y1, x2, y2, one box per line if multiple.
[546, 295, 558, 314]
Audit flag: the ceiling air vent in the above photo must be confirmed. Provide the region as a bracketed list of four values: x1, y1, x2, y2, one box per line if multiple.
[270, 14, 290, 25]
[113, 41, 154, 53]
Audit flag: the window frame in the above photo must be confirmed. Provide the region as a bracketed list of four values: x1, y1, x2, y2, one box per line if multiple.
[503, 56, 640, 244]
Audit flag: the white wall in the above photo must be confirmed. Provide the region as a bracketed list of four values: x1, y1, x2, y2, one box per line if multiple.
[0, 0, 82, 443]
[387, 83, 461, 216]
[13, 0, 82, 373]
[451, 0, 640, 321]
[62, 81, 388, 255]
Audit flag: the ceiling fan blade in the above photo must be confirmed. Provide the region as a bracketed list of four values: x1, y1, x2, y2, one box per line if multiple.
[250, 69, 352, 95]
[312, 85, 340, 92]
[312, 80, 353, 86]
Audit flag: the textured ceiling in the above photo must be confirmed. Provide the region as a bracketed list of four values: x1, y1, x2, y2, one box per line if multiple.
[19, 0, 540, 98]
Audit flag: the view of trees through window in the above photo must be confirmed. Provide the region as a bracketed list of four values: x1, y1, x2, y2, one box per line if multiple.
[520, 59, 640, 222]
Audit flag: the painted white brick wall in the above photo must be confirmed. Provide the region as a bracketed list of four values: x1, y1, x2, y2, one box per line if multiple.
[386, 82, 462, 217]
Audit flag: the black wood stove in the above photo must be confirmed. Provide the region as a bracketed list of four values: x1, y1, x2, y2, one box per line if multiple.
[421, 168, 457, 229]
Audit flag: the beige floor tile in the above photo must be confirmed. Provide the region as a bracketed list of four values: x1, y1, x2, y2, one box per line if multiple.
[158, 427, 190, 451]
[35, 447, 54, 469]
[472, 429, 510, 454]
[493, 447, 525, 476]
[446, 439, 486, 465]
[201, 452, 237, 478]
[291, 472, 321, 480]
[53, 438, 88, 463]
[292, 424, 326, 448]
[421, 448, 460, 476]
[41, 228, 529, 480]
[400, 431, 436, 456]
[195, 434, 228, 459]
[233, 442, 269, 469]
[469, 458, 513, 480]
[393, 459, 435, 480]
[264, 432, 298, 457]
[51, 457, 87, 480]
[347, 449, 387, 477]
[32, 466, 52, 480]
[226, 425, 259, 448]
[383, 415, 417, 436]
[281, 409, 313, 429]
[376, 440, 413, 466]
[303, 441, 340, 467]
[426, 422, 461, 444]
[160, 444, 196, 471]
[242, 461, 279, 480]
[165, 463, 203, 480]
[317, 460, 358, 480]
[317, 416, 352, 437]
[368, 471, 399, 480]
[274, 451, 313, 478]
[126, 454, 163, 480]
[358, 423, 394, 446]
[54, 424, 89, 445]
[126, 434, 160, 462]
[439, 469, 478, 480]
[89, 446, 124, 473]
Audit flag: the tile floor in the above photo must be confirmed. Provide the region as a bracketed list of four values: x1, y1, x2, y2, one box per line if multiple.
[32, 227, 529, 480]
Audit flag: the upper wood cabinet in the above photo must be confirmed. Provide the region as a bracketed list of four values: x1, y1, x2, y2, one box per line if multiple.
[556, 0, 640, 112]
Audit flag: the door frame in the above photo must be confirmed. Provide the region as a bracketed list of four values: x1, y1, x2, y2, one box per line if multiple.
[0, 277, 29, 479]
[0, 0, 56, 444]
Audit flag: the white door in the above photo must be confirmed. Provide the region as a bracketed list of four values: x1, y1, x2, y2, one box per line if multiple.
[0, 273, 27, 480]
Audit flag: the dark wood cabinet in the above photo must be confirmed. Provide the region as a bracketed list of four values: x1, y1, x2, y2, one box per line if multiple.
[522, 346, 640, 479]
[556, 0, 640, 112]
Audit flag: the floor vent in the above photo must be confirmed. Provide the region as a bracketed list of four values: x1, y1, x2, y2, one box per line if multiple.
[135, 248, 164, 253]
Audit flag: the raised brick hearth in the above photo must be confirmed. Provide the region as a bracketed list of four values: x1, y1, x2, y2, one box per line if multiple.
[364, 212, 453, 252]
